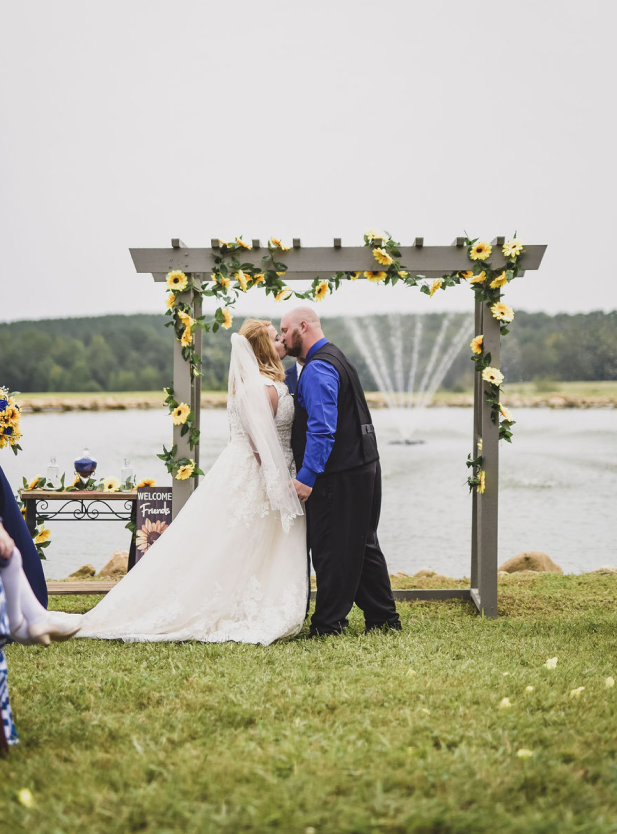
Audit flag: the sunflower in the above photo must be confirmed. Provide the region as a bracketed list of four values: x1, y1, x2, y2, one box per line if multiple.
[482, 366, 504, 386]
[502, 238, 523, 259]
[398, 270, 409, 278]
[253, 273, 266, 285]
[221, 308, 233, 329]
[8, 430, 21, 447]
[470, 271, 487, 284]
[235, 237, 252, 250]
[72, 474, 82, 487]
[103, 477, 121, 493]
[166, 270, 188, 292]
[489, 271, 508, 289]
[34, 526, 51, 544]
[180, 327, 193, 347]
[269, 238, 290, 251]
[28, 475, 42, 490]
[218, 239, 230, 248]
[490, 301, 515, 323]
[364, 271, 387, 283]
[314, 281, 329, 302]
[213, 275, 231, 291]
[373, 248, 393, 266]
[365, 229, 387, 242]
[165, 293, 176, 311]
[275, 288, 292, 301]
[429, 279, 443, 298]
[477, 438, 483, 451]
[469, 241, 492, 261]
[458, 270, 474, 280]
[499, 403, 513, 421]
[0, 435, 8, 450]
[177, 311, 195, 328]
[477, 470, 486, 494]
[3, 405, 20, 428]
[171, 403, 191, 425]
[20, 506, 27, 520]
[136, 518, 169, 553]
[234, 270, 249, 292]
[470, 335, 484, 355]
[137, 477, 156, 488]
[175, 461, 195, 480]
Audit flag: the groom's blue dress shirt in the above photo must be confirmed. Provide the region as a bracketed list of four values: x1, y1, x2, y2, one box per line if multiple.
[296, 338, 340, 488]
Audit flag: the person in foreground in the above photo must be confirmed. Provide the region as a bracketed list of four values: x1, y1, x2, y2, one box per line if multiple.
[0, 520, 80, 752]
[72, 319, 307, 645]
[280, 307, 401, 637]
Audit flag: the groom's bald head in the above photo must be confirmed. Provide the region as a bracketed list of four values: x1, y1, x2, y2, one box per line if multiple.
[280, 307, 325, 358]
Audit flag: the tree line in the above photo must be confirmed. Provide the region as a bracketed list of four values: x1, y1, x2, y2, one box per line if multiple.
[0, 310, 615, 393]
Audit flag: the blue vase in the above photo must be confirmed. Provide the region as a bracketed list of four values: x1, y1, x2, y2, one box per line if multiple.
[74, 448, 97, 480]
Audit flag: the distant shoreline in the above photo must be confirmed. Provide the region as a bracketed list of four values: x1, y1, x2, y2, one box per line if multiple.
[19, 382, 617, 413]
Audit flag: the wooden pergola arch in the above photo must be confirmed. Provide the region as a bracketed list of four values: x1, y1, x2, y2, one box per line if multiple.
[130, 237, 547, 618]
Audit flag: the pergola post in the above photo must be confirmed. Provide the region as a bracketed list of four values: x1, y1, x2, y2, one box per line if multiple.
[170, 275, 199, 519]
[470, 301, 500, 617]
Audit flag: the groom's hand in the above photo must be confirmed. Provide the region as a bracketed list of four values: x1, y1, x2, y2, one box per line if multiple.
[293, 479, 312, 503]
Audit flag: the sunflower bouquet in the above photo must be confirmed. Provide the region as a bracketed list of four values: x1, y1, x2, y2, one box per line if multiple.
[0, 387, 23, 455]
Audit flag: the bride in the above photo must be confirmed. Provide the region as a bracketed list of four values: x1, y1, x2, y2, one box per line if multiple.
[74, 319, 308, 645]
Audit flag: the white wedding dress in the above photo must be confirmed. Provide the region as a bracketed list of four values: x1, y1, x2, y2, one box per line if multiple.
[75, 336, 308, 645]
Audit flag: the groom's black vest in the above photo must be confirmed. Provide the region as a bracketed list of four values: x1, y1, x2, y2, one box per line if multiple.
[292, 343, 379, 477]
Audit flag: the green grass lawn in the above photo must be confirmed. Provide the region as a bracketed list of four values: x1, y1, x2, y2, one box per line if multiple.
[1, 574, 617, 833]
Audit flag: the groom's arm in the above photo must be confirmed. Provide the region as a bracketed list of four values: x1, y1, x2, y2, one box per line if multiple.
[295, 360, 340, 493]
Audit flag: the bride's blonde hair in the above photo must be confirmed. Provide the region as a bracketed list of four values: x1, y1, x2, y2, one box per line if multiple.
[238, 318, 285, 382]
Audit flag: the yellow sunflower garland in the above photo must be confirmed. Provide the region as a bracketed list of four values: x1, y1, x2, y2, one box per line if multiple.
[159, 229, 528, 489]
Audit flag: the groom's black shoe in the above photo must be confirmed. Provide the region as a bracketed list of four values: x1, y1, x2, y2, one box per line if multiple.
[364, 619, 402, 634]
[308, 625, 346, 638]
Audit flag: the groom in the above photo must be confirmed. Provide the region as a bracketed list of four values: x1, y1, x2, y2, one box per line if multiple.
[280, 307, 401, 636]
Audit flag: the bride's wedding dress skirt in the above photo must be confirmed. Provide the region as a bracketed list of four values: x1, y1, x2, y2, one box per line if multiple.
[76, 439, 308, 645]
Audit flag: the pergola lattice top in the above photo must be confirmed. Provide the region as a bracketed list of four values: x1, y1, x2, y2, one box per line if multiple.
[131, 237, 546, 282]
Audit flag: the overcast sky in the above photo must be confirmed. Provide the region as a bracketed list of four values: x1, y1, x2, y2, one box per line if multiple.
[1, 0, 615, 325]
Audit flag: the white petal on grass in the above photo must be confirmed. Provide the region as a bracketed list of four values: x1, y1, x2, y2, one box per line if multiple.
[569, 686, 585, 699]
[525, 686, 535, 693]
[17, 789, 34, 808]
[499, 697, 512, 709]
[544, 657, 558, 669]
[605, 677, 615, 688]
[516, 749, 534, 759]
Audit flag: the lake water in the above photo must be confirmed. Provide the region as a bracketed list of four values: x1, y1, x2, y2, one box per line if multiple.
[2, 406, 616, 579]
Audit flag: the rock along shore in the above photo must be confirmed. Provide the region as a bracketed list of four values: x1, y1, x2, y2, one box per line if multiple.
[19, 392, 617, 413]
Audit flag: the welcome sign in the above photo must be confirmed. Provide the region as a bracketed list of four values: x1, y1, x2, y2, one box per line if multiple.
[135, 486, 172, 563]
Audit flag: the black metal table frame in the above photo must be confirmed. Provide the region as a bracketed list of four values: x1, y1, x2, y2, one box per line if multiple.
[22, 492, 137, 569]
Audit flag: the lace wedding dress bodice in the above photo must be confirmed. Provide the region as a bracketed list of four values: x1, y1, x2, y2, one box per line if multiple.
[228, 378, 296, 474]
[74, 374, 307, 646]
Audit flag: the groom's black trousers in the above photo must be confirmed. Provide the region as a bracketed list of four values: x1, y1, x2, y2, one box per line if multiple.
[306, 460, 400, 635]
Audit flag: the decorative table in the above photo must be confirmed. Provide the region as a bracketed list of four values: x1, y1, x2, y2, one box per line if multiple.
[20, 490, 138, 570]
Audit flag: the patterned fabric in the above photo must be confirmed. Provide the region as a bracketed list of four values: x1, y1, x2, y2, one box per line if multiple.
[0, 651, 18, 746]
